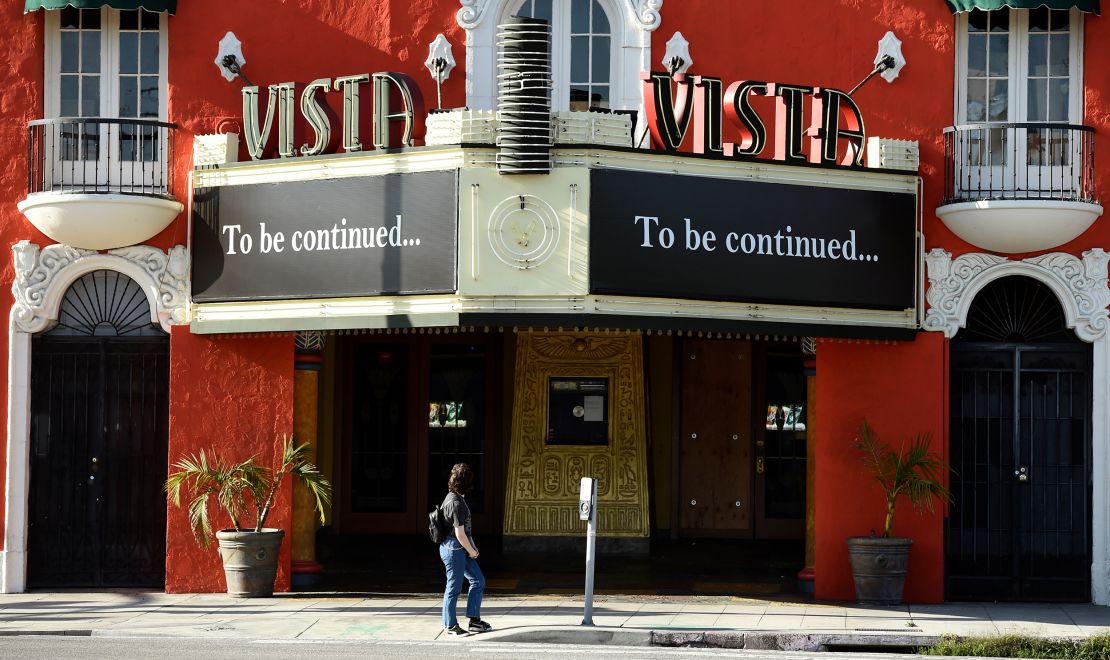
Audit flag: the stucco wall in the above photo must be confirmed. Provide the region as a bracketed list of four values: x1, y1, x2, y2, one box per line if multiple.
[166, 327, 295, 593]
[814, 332, 948, 603]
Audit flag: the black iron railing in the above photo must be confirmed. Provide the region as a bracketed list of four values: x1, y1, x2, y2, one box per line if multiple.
[942, 122, 1096, 205]
[27, 117, 177, 198]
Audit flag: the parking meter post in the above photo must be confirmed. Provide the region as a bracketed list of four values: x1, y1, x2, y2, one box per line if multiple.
[581, 477, 598, 626]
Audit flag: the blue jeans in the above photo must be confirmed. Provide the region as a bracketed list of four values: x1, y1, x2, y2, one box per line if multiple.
[439, 541, 485, 628]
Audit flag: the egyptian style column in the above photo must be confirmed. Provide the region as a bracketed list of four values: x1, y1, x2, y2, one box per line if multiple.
[796, 337, 817, 592]
[291, 330, 325, 589]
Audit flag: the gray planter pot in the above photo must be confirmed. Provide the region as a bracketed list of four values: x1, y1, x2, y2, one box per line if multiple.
[846, 536, 913, 605]
[216, 528, 285, 598]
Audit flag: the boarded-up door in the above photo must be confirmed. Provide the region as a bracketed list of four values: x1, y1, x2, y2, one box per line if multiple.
[679, 339, 752, 535]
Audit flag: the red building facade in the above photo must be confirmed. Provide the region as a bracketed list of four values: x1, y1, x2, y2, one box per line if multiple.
[0, 0, 1106, 605]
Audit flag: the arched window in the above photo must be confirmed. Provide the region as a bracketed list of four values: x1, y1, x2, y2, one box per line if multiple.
[46, 270, 164, 337]
[456, 0, 661, 115]
[512, 0, 613, 111]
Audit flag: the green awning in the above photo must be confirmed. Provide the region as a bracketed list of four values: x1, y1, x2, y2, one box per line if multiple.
[946, 0, 1099, 13]
[25, 0, 176, 13]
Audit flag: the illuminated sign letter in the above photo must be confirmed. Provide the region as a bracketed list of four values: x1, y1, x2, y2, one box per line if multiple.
[769, 83, 811, 163]
[300, 78, 339, 157]
[242, 85, 278, 160]
[809, 87, 866, 167]
[334, 74, 369, 152]
[723, 80, 768, 157]
[692, 76, 723, 156]
[273, 82, 303, 159]
[371, 72, 425, 149]
[643, 71, 695, 152]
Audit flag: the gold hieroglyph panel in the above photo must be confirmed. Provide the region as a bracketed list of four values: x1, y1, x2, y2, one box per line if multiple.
[504, 331, 650, 537]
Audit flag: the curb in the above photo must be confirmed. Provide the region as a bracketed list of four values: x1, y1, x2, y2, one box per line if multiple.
[652, 630, 939, 652]
[479, 626, 652, 646]
[482, 626, 940, 651]
[0, 630, 92, 636]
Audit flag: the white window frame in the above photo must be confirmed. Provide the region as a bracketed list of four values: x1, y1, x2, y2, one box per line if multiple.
[953, 7, 1084, 193]
[501, 0, 616, 112]
[44, 7, 169, 121]
[42, 8, 169, 189]
[456, 0, 660, 115]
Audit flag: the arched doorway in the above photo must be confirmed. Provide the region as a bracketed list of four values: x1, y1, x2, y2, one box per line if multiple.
[946, 275, 1091, 601]
[26, 270, 170, 588]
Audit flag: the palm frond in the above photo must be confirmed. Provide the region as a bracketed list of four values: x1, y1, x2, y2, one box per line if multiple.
[854, 420, 951, 537]
[187, 491, 214, 548]
[166, 435, 334, 545]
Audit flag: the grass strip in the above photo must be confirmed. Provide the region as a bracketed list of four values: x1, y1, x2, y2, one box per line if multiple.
[919, 633, 1110, 659]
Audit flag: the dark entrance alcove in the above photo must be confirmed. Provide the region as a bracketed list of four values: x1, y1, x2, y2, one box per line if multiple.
[27, 270, 169, 588]
[946, 275, 1091, 602]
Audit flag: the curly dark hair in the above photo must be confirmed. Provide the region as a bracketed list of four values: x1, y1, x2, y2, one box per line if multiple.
[448, 463, 474, 495]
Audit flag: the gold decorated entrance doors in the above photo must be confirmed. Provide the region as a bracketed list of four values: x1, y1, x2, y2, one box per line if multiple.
[679, 339, 753, 535]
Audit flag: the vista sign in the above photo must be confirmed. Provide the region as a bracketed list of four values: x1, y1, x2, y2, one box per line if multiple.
[242, 72, 425, 160]
[643, 71, 866, 167]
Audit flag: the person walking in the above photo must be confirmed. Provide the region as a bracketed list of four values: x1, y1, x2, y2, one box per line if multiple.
[439, 463, 491, 636]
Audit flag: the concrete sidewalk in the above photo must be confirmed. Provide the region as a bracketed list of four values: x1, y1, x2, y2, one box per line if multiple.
[0, 591, 1106, 650]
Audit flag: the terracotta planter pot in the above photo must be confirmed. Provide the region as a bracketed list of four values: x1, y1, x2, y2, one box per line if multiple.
[216, 528, 285, 597]
[846, 536, 913, 605]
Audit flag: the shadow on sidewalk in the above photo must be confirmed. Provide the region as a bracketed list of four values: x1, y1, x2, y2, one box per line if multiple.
[313, 534, 807, 599]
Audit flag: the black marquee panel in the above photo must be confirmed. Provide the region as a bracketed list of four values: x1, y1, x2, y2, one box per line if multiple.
[192, 170, 458, 303]
[589, 169, 917, 311]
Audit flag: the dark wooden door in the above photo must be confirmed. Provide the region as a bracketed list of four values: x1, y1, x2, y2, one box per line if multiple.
[337, 335, 500, 535]
[679, 339, 752, 535]
[28, 338, 169, 588]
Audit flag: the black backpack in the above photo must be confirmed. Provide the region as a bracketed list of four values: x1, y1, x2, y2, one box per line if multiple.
[428, 503, 448, 544]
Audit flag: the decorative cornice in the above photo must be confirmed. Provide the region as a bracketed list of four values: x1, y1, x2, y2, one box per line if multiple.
[456, 0, 492, 30]
[12, 242, 92, 334]
[457, 0, 662, 31]
[632, 0, 663, 30]
[11, 241, 190, 334]
[924, 248, 1110, 342]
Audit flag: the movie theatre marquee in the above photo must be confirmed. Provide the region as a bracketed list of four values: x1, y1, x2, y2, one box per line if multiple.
[190, 147, 918, 338]
[188, 67, 920, 338]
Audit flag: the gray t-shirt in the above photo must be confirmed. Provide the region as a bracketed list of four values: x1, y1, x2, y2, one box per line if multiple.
[441, 492, 473, 545]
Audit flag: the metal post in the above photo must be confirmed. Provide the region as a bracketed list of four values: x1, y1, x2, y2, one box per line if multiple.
[582, 477, 598, 626]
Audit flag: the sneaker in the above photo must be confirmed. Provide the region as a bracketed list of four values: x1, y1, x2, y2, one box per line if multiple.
[468, 619, 493, 633]
[444, 624, 470, 637]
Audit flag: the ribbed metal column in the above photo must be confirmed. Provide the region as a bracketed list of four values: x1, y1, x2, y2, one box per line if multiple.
[496, 17, 552, 174]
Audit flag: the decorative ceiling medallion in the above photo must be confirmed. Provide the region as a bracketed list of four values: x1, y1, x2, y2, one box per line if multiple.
[924, 248, 1110, 342]
[488, 194, 561, 270]
[11, 241, 189, 335]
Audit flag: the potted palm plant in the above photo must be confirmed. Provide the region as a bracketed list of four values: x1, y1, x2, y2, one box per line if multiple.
[165, 436, 331, 597]
[846, 419, 950, 605]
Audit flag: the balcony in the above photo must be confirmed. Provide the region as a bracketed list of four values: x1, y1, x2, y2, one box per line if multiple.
[18, 118, 183, 250]
[937, 122, 1102, 254]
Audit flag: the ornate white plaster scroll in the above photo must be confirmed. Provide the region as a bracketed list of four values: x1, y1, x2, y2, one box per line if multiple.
[458, 0, 662, 30]
[11, 241, 190, 334]
[924, 248, 1110, 342]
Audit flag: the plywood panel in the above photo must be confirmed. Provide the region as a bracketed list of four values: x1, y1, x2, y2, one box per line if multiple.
[679, 339, 751, 534]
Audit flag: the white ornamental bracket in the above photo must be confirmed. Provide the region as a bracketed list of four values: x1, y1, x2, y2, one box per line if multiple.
[425, 33, 456, 109]
[875, 31, 906, 83]
[215, 31, 246, 83]
[661, 31, 692, 75]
